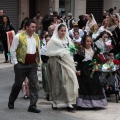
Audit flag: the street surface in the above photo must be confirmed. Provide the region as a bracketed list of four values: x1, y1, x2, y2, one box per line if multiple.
[0, 54, 120, 120]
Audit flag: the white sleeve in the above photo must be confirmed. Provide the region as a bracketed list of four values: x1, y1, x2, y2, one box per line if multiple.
[92, 32, 99, 40]
[10, 34, 20, 65]
[69, 30, 72, 36]
[72, 19, 75, 24]
[79, 29, 84, 37]
[95, 40, 102, 50]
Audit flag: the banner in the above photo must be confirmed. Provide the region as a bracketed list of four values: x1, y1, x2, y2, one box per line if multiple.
[6, 30, 15, 52]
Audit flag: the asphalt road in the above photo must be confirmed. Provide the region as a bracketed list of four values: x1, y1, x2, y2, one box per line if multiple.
[0, 67, 83, 120]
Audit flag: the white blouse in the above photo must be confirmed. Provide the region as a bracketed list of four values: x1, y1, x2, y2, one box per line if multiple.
[83, 48, 94, 61]
[10, 33, 37, 65]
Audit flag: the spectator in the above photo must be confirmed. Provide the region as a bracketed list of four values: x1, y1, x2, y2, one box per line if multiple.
[33, 11, 43, 36]
[0, 10, 4, 53]
[102, 11, 107, 21]
[48, 25, 55, 36]
[67, 13, 75, 30]
[0, 10, 4, 25]
[78, 15, 86, 29]
[109, 8, 114, 17]
[18, 17, 29, 32]
[85, 14, 98, 35]
[53, 11, 58, 16]
[69, 22, 84, 39]
[1, 15, 15, 62]
[52, 15, 59, 27]
[60, 14, 67, 24]
[42, 14, 50, 31]
[95, 31, 111, 53]
[73, 31, 82, 43]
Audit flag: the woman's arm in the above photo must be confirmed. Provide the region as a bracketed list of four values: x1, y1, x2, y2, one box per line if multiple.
[10, 24, 16, 33]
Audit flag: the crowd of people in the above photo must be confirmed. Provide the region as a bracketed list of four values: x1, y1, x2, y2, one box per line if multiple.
[0, 8, 120, 113]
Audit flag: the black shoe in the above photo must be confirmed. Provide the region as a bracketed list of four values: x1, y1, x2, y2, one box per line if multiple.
[28, 107, 41, 113]
[67, 107, 75, 112]
[24, 95, 29, 99]
[52, 104, 57, 110]
[8, 101, 14, 109]
[46, 94, 50, 101]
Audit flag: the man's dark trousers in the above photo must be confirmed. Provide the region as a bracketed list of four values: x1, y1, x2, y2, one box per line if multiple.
[9, 62, 38, 108]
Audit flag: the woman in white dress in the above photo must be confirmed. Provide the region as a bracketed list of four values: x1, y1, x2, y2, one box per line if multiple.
[46, 24, 79, 112]
[95, 31, 111, 53]
[85, 14, 98, 35]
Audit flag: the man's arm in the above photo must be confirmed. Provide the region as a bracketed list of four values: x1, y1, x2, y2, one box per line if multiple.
[10, 34, 19, 65]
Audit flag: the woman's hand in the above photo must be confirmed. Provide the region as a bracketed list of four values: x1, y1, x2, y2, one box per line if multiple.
[76, 71, 81, 76]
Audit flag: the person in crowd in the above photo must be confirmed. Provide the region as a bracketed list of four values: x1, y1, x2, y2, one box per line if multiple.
[109, 8, 114, 17]
[95, 31, 111, 53]
[102, 11, 107, 22]
[0, 10, 4, 29]
[85, 14, 98, 35]
[40, 30, 48, 46]
[73, 31, 82, 43]
[107, 17, 120, 55]
[48, 25, 55, 36]
[69, 22, 84, 39]
[78, 15, 86, 29]
[0, 10, 4, 25]
[18, 17, 29, 32]
[113, 13, 120, 28]
[41, 34, 52, 101]
[46, 24, 79, 112]
[33, 11, 43, 36]
[22, 77, 30, 99]
[98, 19, 109, 33]
[60, 14, 67, 24]
[53, 11, 58, 16]
[92, 25, 100, 41]
[0, 15, 15, 63]
[74, 35, 108, 108]
[8, 20, 41, 113]
[84, 14, 89, 25]
[0, 10, 4, 53]
[93, 19, 112, 41]
[42, 14, 51, 31]
[67, 13, 75, 30]
[52, 15, 59, 27]
[57, 19, 63, 24]
[107, 17, 120, 39]
[19, 17, 29, 30]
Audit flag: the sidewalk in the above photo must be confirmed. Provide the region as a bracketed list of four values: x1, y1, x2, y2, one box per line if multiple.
[1, 53, 120, 120]
[37, 95, 120, 120]
[0, 53, 13, 68]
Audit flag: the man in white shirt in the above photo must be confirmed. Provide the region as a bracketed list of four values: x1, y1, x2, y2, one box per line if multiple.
[8, 20, 41, 113]
[69, 22, 84, 39]
[67, 13, 75, 30]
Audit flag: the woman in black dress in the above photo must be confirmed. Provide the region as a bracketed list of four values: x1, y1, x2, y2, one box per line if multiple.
[74, 35, 108, 108]
[0, 15, 15, 62]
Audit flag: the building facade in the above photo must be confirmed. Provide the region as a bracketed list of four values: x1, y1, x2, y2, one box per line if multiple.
[0, 0, 120, 30]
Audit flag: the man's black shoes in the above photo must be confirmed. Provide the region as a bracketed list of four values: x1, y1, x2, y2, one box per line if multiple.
[28, 107, 41, 113]
[8, 100, 41, 113]
[8, 101, 14, 109]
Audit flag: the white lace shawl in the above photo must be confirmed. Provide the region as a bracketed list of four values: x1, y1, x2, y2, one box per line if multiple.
[85, 14, 97, 34]
[46, 24, 79, 93]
